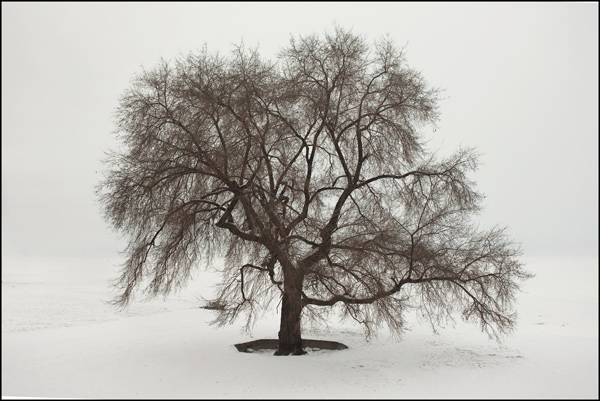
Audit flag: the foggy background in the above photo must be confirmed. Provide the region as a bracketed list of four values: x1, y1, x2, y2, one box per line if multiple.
[2, 2, 598, 263]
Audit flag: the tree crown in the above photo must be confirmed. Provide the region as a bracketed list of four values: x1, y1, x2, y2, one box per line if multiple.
[98, 27, 530, 341]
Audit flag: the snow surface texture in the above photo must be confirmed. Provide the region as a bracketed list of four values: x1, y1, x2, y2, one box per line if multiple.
[2, 256, 598, 399]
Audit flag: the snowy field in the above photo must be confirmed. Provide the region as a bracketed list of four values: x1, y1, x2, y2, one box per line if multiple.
[2, 255, 598, 399]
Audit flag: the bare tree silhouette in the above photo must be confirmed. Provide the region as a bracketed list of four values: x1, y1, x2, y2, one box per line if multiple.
[98, 27, 531, 355]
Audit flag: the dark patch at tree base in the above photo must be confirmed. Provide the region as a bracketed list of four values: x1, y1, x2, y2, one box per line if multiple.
[234, 339, 348, 354]
[274, 341, 307, 356]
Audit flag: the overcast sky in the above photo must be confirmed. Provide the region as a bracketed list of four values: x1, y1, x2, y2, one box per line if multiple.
[2, 2, 598, 262]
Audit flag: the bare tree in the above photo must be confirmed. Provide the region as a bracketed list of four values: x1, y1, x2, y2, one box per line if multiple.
[98, 27, 531, 355]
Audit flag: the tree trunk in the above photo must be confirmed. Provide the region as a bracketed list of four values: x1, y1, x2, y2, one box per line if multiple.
[274, 268, 306, 355]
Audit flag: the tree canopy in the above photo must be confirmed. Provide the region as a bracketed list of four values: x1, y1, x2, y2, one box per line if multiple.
[98, 27, 531, 355]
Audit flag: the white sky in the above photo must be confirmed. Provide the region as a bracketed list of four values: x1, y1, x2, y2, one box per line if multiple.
[2, 2, 598, 261]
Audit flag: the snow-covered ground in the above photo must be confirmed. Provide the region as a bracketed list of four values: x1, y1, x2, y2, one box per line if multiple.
[2, 255, 598, 399]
